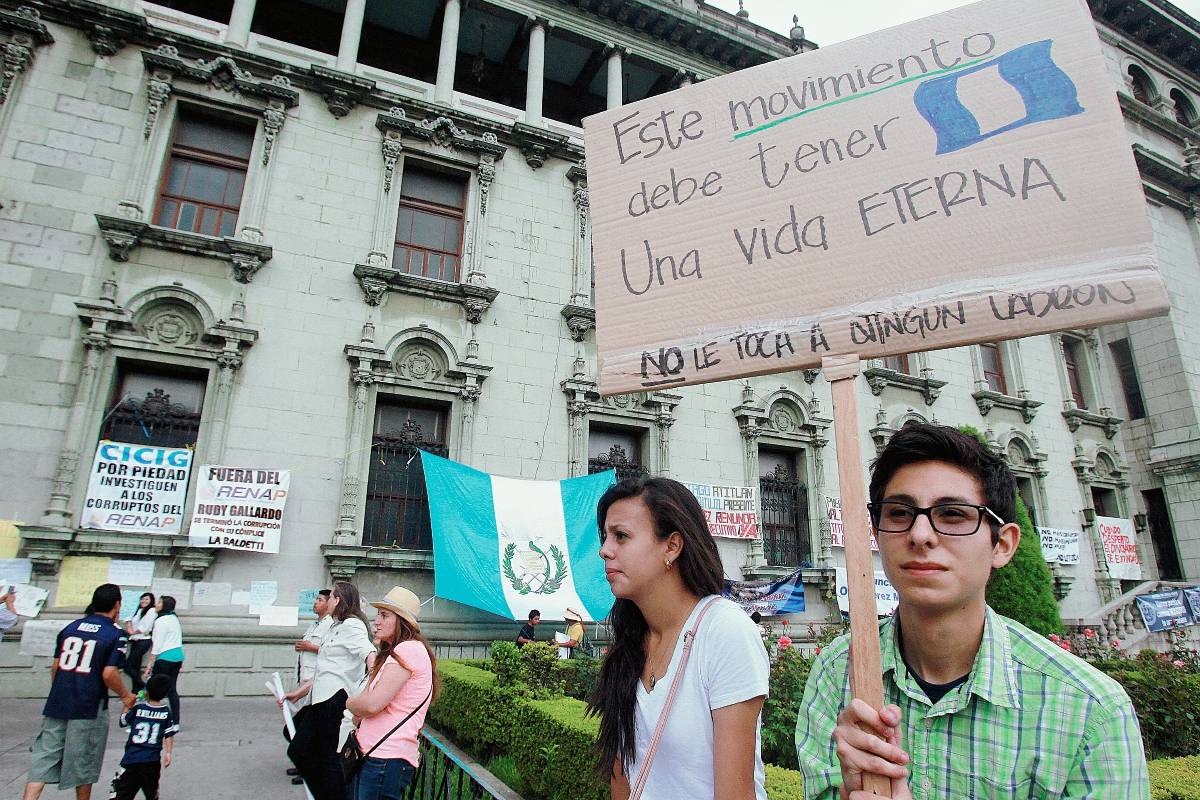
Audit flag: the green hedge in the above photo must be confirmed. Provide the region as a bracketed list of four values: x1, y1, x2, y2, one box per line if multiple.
[430, 660, 607, 800]
[1151, 756, 1200, 800]
[765, 764, 805, 800]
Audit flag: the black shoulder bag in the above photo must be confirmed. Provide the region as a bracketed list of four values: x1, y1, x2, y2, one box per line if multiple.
[339, 685, 433, 783]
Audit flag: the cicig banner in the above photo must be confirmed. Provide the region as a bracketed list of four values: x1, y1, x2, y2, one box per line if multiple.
[1096, 516, 1142, 580]
[1039, 527, 1080, 564]
[81, 441, 191, 534]
[681, 481, 759, 539]
[188, 466, 289, 553]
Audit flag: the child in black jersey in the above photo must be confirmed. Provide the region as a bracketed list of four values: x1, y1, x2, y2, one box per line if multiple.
[109, 675, 174, 800]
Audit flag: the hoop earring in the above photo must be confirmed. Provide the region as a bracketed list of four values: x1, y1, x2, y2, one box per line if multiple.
[665, 559, 671, 568]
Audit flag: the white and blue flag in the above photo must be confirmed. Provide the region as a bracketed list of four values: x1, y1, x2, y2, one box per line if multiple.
[421, 452, 617, 622]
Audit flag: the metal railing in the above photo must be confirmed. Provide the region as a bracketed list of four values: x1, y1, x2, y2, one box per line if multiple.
[404, 727, 523, 800]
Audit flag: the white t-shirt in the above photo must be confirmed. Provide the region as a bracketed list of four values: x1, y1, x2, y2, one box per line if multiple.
[629, 595, 771, 800]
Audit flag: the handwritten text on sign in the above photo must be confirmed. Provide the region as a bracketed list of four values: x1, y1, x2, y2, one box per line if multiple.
[189, 466, 290, 553]
[582, 0, 1167, 395]
[1096, 515, 1141, 581]
[682, 481, 760, 539]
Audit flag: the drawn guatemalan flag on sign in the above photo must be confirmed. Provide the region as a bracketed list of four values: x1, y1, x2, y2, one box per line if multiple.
[913, 39, 1084, 154]
[421, 452, 617, 622]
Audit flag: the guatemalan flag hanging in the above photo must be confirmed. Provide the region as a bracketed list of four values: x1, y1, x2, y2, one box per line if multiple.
[421, 452, 617, 622]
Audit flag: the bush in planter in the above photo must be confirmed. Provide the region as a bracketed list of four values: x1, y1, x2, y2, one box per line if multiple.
[1104, 651, 1200, 760]
[761, 647, 813, 771]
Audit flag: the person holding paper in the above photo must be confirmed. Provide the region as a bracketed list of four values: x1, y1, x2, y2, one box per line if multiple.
[143, 596, 183, 733]
[344, 586, 438, 800]
[589, 478, 770, 800]
[24, 583, 136, 800]
[284, 588, 332, 785]
[283, 581, 376, 800]
[0, 586, 17, 632]
[561, 607, 588, 658]
[123, 592, 156, 693]
[794, 425, 1149, 799]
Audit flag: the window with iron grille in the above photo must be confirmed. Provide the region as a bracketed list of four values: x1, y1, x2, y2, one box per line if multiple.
[882, 354, 909, 374]
[154, 111, 255, 238]
[363, 401, 449, 550]
[758, 450, 810, 568]
[1109, 338, 1146, 420]
[588, 427, 647, 483]
[394, 167, 467, 284]
[979, 342, 1007, 394]
[101, 368, 206, 449]
[1061, 337, 1088, 410]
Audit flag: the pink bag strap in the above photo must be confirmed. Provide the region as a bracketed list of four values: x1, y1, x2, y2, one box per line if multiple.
[628, 597, 721, 800]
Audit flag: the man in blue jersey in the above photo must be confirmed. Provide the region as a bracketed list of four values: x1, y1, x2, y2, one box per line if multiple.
[24, 583, 137, 800]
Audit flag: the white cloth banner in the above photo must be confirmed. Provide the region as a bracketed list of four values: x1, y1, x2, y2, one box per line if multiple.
[81, 441, 191, 534]
[835, 567, 899, 617]
[681, 481, 760, 539]
[1097, 516, 1142, 580]
[188, 466, 290, 553]
[1039, 527, 1080, 564]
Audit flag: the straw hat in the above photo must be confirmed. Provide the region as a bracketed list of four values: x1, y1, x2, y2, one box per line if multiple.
[564, 607, 584, 622]
[370, 586, 421, 630]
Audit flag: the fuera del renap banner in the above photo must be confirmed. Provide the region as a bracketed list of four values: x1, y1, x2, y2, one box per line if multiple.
[188, 465, 291, 554]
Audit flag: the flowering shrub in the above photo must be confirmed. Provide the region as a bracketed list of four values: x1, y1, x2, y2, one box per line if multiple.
[760, 646, 813, 771]
[1103, 651, 1200, 759]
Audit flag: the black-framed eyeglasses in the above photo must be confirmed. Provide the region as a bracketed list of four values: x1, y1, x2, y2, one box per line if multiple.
[867, 501, 1005, 537]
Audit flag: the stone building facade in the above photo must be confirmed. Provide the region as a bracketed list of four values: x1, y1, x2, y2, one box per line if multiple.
[0, 0, 1196, 697]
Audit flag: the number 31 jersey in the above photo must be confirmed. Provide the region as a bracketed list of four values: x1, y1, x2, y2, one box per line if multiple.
[120, 702, 176, 764]
[43, 613, 127, 720]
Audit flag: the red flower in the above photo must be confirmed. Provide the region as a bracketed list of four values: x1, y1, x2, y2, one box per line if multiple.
[1083, 629, 1095, 638]
[1111, 639, 1121, 648]
[1174, 660, 1185, 668]
[781, 619, 789, 626]
[1060, 641, 1071, 651]
[815, 647, 821, 655]
[778, 635, 792, 650]
[1049, 634, 1061, 643]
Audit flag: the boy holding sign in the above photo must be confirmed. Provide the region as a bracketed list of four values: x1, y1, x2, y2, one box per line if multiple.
[794, 425, 1147, 798]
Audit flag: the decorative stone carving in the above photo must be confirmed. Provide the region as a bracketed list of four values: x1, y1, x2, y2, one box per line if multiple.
[260, 101, 286, 166]
[560, 304, 596, 342]
[568, 161, 589, 238]
[85, 23, 123, 56]
[1, 35, 33, 106]
[478, 152, 497, 214]
[376, 109, 507, 161]
[142, 47, 300, 110]
[511, 121, 568, 168]
[463, 296, 490, 325]
[358, 273, 389, 306]
[307, 65, 374, 118]
[95, 215, 273, 281]
[802, 368, 820, 384]
[972, 389, 1042, 423]
[138, 303, 201, 345]
[0, 8, 52, 107]
[381, 133, 403, 194]
[863, 364, 947, 406]
[1062, 407, 1124, 439]
[396, 348, 441, 382]
[144, 71, 172, 138]
[353, 264, 498, 321]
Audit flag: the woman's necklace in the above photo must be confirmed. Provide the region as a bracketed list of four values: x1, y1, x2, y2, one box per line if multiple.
[645, 629, 681, 691]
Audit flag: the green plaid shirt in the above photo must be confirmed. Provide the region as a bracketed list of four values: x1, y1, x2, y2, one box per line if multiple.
[795, 607, 1149, 799]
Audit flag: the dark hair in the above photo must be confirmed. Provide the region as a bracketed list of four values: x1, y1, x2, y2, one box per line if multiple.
[145, 674, 171, 702]
[86, 583, 122, 615]
[528, 609, 540, 621]
[750, 611, 762, 624]
[139, 592, 155, 607]
[587, 477, 725, 778]
[331, 581, 369, 626]
[158, 596, 177, 616]
[869, 424, 1016, 545]
[369, 610, 441, 703]
[317, 589, 332, 599]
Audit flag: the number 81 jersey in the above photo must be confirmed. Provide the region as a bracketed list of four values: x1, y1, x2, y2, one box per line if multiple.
[43, 613, 127, 720]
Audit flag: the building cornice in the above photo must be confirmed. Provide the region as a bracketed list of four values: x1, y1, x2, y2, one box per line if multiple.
[1093, 0, 1200, 81]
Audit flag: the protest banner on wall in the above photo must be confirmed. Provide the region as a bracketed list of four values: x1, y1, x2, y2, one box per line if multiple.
[724, 570, 806, 615]
[1039, 527, 1080, 564]
[681, 481, 760, 538]
[826, 495, 878, 550]
[188, 466, 290, 553]
[19, 619, 70, 657]
[0, 558, 32, 584]
[1096, 516, 1141, 580]
[54, 556, 111, 607]
[1185, 586, 1200, 623]
[835, 567, 899, 616]
[0, 521, 21, 558]
[1135, 589, 1194, 633]
[150, 577, 191, 610]
[582, 0, 1167, 395]
[81, 442, 191, 534]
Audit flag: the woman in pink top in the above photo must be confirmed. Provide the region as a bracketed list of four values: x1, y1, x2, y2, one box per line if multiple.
[346, 586, 439, 800]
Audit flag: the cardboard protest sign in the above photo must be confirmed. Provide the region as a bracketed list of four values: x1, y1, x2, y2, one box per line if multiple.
[188, 466, 289, 553]
[54, 556, 110, 607]
[583, 0, 1167, 394]
[681, 481, 760, 538]
[1039, 526, 1079, 563]
[1096, 516, 1141, 580]
[826, 495, 878, 550]
[81, 442, 191, 534]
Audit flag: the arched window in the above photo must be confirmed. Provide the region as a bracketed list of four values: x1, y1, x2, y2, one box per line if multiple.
[1171, 88, 1196, 126]
[1128, 65, 1156, 106]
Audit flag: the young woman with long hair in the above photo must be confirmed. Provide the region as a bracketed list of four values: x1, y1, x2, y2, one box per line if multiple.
[345, 586, 440, 800]
[124, 592, 156, 691]
[143, 595, 183, 730]
[588, 478, 770, 800]
[284, 581, 376, 800]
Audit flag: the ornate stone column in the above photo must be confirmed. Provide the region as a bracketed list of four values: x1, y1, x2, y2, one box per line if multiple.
[238, 101, 287, 243]
[225, 0, 257, 47]
[0, 9, 53, 147]
[561, 377, 595, 478]
[365, 129, 403, 268]
[734, 383, 768, 570]
[466, 143, 497, 286]
[524, 20, 546, 126]
[336, 0, 367, 72]
[606, 46, 623, 110]
[568, 162, 590, 306]
[1074, 450, 1119, 603]
[457, 382, 481, 463]
[433, 0, 461, 104]
[654, 409, 674, 477]
[44, 326, 110, 527]
[118, 67, 173, 219]
[334, 371, 374, 545]
[200, 347, 243, 461]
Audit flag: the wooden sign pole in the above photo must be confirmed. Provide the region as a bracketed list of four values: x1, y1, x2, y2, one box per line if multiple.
[822, 354, 891, 798]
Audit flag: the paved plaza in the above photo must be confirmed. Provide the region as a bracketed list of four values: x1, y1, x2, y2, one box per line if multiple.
[2, 698, 306, 799]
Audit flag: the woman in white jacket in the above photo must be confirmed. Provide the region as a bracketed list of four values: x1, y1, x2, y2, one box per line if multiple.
[123, 591, 156, 692]
[143, 595, 184, 731]
[283, 581, 376, 800]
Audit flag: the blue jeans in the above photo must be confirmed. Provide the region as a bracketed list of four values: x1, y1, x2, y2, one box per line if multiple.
[348, 757, 416, 800]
